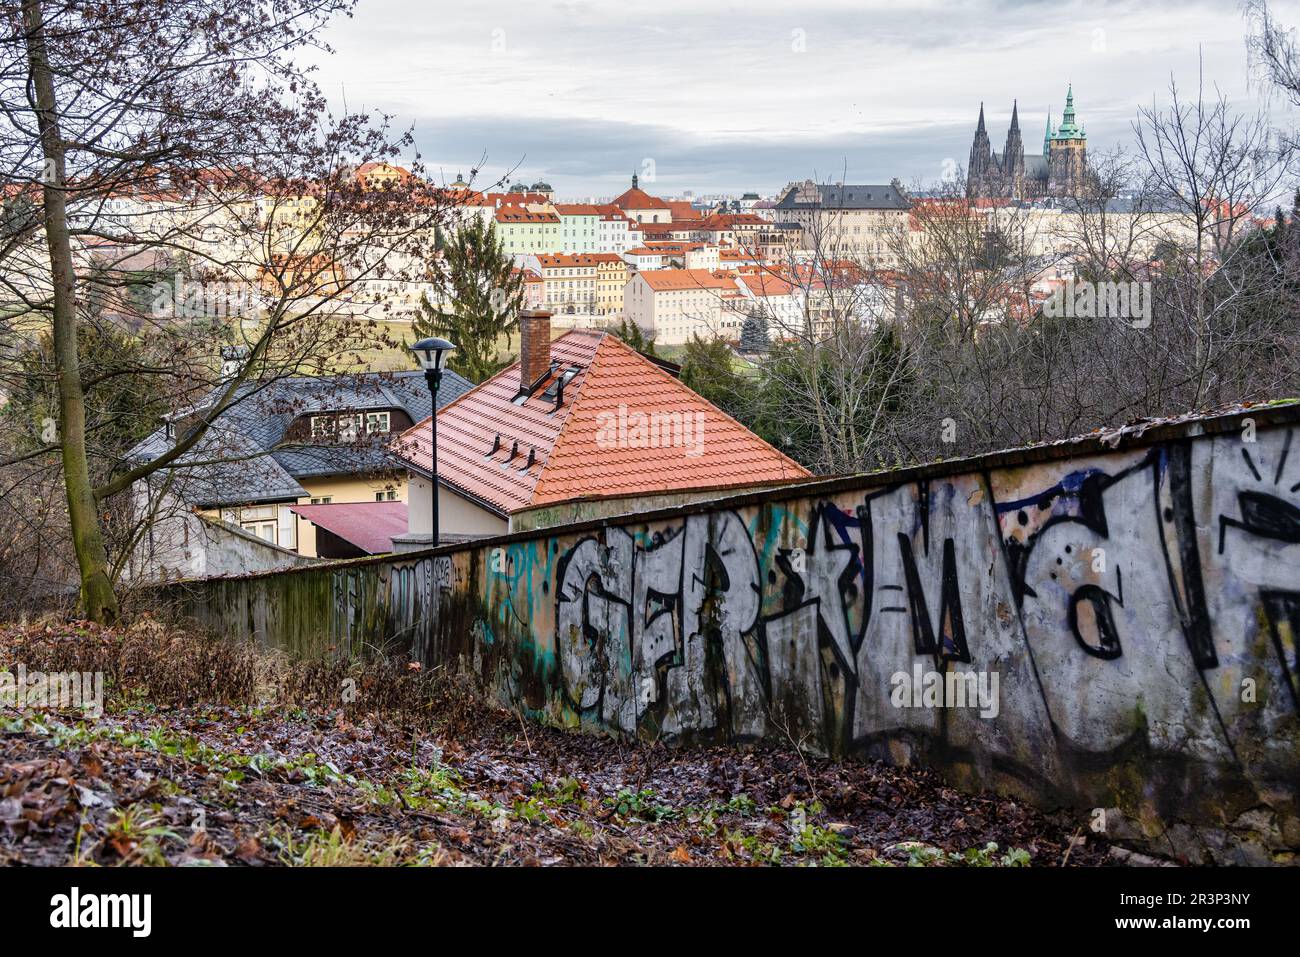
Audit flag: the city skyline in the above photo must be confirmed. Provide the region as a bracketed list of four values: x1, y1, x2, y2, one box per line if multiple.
[308, 0, 1300, 197]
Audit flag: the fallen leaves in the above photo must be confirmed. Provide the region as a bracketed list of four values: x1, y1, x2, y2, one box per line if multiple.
[0, 628, 1109, 868]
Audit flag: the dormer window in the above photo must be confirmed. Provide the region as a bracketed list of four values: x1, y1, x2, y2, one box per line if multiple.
[309, 411, 392, 442]
[310, 415, 335, 439]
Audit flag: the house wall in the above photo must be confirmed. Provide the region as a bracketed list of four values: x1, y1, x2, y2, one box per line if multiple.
[127, 488, 315, 582]
[295, 475, 407, 557]
[152, 404, 1300, 862]
[405, 474, 508, 539]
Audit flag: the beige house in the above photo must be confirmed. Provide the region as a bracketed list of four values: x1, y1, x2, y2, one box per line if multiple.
[773, 180, 911, 266]
[623, 268, 737, 344]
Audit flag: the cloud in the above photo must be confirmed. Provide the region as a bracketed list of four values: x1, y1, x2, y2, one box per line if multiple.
[311, 0, 1300, 196]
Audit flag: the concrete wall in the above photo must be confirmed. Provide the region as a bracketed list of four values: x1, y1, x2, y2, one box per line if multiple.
[406, 474, 508, 539]
[511, 483, 804, 532]
[155, 402, 1300, 862]
[128, 490, 316, 582]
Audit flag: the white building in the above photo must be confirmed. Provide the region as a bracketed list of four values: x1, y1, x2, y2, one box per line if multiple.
[623, 268, 735, 345]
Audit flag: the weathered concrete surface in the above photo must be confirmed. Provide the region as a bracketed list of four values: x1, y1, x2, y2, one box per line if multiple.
[155, 402, 1300, 863]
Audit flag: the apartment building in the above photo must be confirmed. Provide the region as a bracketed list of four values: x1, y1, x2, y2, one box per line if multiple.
[623, 268, 736, 344]
[495, 205, 563, 255]
[773, 180, 911, 266]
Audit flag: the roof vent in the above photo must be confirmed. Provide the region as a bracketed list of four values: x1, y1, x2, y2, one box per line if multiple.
[487, 433, 501, 457]
[519, 447, 535, 471]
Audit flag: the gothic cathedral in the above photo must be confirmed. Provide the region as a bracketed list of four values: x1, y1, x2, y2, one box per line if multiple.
[967, 86, 1088, 199]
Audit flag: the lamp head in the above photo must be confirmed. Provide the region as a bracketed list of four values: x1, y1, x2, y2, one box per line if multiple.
[411, 337, 456, 372]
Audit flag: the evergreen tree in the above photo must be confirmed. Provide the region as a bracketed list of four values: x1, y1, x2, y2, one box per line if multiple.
[414, 217, 523, 382]
[739, 309, 771, 353]
[610, 317, 658, 356]
[679, 334, 755, 422]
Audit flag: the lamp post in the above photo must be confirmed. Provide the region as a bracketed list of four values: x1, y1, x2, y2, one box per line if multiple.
[411, 337, 456, 547]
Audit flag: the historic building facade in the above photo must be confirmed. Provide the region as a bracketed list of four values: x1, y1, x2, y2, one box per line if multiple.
[967, 86, 1088, 199]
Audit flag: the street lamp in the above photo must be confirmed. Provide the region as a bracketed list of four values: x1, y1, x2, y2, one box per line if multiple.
[411, 337, 456, 547]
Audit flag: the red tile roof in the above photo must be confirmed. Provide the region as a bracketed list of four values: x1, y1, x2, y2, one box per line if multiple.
[289, 501, 409, 554]
[536, 253, 616, 268]
[736, 272, 796, 297]
[474, 191, 551, 207]
[665, 200, 702, 220]
[692, 213, 768, 230]
[636, 221, 682, 238]
[636, 269, 734, 292]
[612, 186, 670, 209]
[495, 205, 559, 223]
[552, 203, 603, 215]
[392, 331, 809, 515]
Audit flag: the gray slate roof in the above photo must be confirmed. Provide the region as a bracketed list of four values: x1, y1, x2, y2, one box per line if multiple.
[129, 369, 475, 508]
[775, 183, 910, 211]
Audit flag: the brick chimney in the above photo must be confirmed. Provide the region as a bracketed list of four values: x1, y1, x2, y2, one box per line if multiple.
[518, 309, 552, 387]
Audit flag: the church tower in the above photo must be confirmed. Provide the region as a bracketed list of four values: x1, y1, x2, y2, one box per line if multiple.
[967, 103, 994, 197]
[1047, 85, 1087, 196]
[1001, 101, 1025, 198]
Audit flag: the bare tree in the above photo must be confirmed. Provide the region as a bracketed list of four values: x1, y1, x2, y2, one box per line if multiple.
[1134, 67, 1295, 404]
[0, 0, 464, 621]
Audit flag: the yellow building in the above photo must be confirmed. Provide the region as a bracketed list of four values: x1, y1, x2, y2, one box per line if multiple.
[593, 253, 628, 318]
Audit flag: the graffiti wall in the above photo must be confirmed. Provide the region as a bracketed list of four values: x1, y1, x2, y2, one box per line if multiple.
[160, 407, 1300, 862]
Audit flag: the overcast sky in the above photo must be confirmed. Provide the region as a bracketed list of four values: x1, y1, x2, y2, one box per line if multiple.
[308, 0, 1300, 198]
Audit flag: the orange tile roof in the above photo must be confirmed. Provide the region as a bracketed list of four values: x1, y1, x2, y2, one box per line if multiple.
[736, 273, 796, 297]
[692, 213, 768, 230]
[476, 191, 551, 207]
[665, 200, 702, 220]
[643, 240, 705, 251]
[536, 253, 615, 268]
[495, 205, 560, 223]
[392, 331, 809, 514]
[636, 221, 681, 237]
[552, 203, 603, 215]
[636, 269, 734, 292]
[611, 186, 670, 209]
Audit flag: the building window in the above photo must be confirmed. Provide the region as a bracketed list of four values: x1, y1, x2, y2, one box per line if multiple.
[310, 415, 334, 439]
[310, 496, 332, 505]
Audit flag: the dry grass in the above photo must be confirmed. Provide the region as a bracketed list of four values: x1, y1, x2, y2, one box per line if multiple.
[1, 614, 484, 733]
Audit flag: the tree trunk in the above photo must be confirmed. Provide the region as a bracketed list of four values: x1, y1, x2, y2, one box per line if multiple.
[22, 0, 118, 622]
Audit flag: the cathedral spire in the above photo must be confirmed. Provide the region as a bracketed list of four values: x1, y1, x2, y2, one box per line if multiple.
[1055, 84, 1084, 140]
[968, 102, 993, 197]
[1002, 100, 1025, 199]
[1044, 112, 1053, 154]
